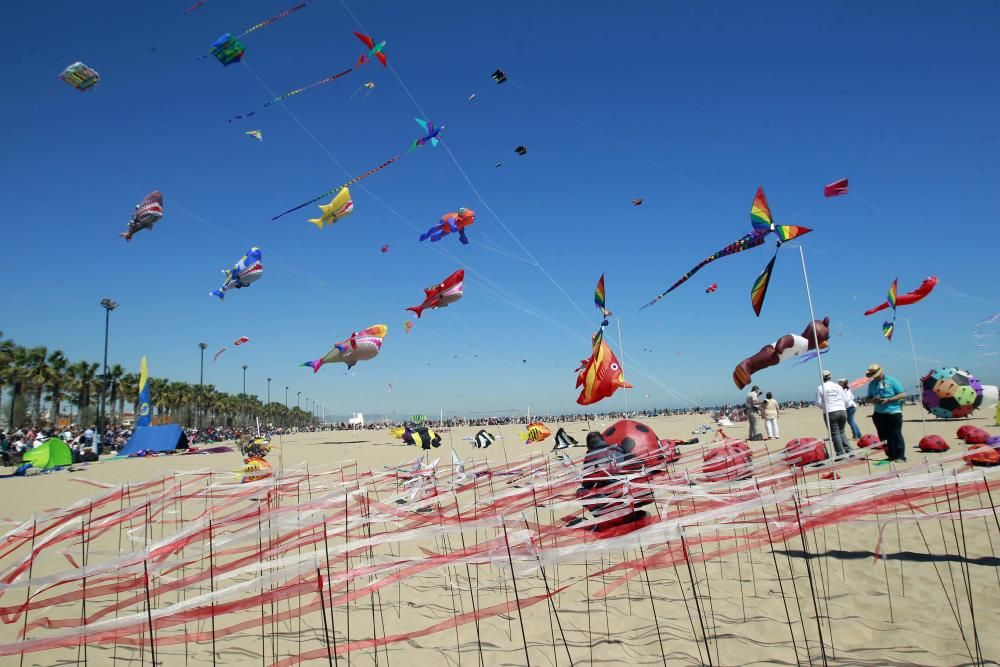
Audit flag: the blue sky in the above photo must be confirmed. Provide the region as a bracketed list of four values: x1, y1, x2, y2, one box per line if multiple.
[2, 0, 999, 418]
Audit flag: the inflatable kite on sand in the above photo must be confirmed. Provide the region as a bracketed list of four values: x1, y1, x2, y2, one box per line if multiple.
[406, 269, 464, 318]
[863, 276, 938, 316]
[121, 191, 164, 241]
[520, 422, 551, 444]
[307, 187, 354, 229]
[733, 317, 830, 389]
[209, 247, 263, 300]
[420, 208, 475, 244]
[301, 324, 387, 372]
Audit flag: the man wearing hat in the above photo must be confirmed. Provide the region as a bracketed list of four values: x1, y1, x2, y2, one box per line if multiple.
[815, 369, 852, 456]
[865, 363, 907, 461]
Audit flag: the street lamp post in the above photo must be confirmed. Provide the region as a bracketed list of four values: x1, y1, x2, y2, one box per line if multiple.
[284, 386, 289, 427]
[198, 343, 207, 429]
[266, 378, 271, 427]
[97, 298, 118, 454]
[297, 391, 301, 427]
[242, 365, 248, 427]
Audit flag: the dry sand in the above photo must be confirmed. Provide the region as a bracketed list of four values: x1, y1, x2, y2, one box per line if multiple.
[0, 404, 997, 666]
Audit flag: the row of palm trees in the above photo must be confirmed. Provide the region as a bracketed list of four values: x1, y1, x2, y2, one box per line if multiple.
[0, 332, 319, 430]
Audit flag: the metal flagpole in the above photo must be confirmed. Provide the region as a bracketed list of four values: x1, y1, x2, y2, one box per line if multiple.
[798, 247, 835, 459]
[904, 318, 927, 436]
[616, 316, 629, 417]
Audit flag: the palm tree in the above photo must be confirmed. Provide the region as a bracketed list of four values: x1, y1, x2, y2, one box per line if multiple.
[105, 364, 125, 426]
[0, 337, 16, 426]
[118, 372, 139, 423]
[24, 346, 49, 423]
[70, 361, 100, 425]
[46, 350, 69, 425]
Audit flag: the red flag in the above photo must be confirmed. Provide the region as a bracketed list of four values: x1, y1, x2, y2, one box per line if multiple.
[823, 178, 848, 197]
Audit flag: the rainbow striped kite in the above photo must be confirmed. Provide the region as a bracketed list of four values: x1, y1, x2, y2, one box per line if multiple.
[750, 253, 777, 317]
[887, 279, 898, 310]
[750, 187, 772, 231]
[642, 186, 811, 313]
[882, 320, 895, 341]
[882, 278, 898, 341]
[594, 273, 610, 317]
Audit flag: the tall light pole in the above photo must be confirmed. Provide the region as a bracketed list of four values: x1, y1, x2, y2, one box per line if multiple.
[297, 391, 302, 427]
[265, 378, 271, 426]
[284, 386, 289, 427]
[242, 365, 248, 427]
[198, 343, 207, 429]
[97, 298, 118, 454]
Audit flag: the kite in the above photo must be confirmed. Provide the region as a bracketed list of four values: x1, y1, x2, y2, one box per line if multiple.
[307, 187, 354, 229]
[472, 430, 495, 448]
[732, 317, 830, 389]
[183, 0, 207, 14]
[641, 187, 811, 314]
[59, 62, 100, 91]
[402, 427, 441, 449]
[492, 69, 508, 84]
[411, 117, 444, 150]
[863, 276, 938, 315]
[237, 457, 273, 483]
[594, 273, 611, 319]
[632, 198, 643, 206]
[301, 324, 388, 372]
[495, 163, 503, 168]
[350, 81, 376, 99]
[520, 422, 551, 444]
[209, 247, 263, 300]
[270, 156, 398, 221]
[234, 336, 250, 346]
[705, 283, 718, 293]
[577, 275, 631, 405]
[404, 320, 413, 334]
[978, 313, 1000, 326]
[514, 145, 527, 155]
[354, 32, 388, 67]
[576, 327, 632, 405]
[380, 244, 390, 253]
[824, 178, 849, 197]
[553, 428, 578, 450]
[882, 278, 898, 341]
[419, 208, 475, 244]
[121, 191, 164, 241]
[228, 68, 354, 121]
[213, 348, 227, 362]
[207, 3, 307, 66]
[468, 94, 477, 101]
[406, 269, 464, 318]
[245, 130, 263, 141]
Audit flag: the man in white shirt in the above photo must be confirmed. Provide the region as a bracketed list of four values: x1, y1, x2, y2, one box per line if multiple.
[815, 370, 852, 456]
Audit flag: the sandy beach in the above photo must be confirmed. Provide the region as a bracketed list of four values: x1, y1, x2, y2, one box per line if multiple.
[0, 405, 997, 666]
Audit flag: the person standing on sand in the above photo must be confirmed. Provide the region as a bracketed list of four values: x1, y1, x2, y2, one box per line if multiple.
[746, 385, 763, 441]
[816, 370, 852, 456]
[865, 363, 907, 462]
[762, 392, 780, 440]
[839, 378, 862, 440]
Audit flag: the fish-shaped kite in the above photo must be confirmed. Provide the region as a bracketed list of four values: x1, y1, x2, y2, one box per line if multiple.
[121, 191, 164, 241]
[406, 269, 464, 318]
[520, 422, 551, 444]
[576, 327, 632, 405]
[307, 187, 354, 229]
[823, 178, 849, 197]
[301, 324, 388, 372]
[863, 276, 937, 316]
[209, 247, 263, 300]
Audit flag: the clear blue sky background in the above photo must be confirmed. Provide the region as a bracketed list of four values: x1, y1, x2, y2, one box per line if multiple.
[2, 0, 998, 418]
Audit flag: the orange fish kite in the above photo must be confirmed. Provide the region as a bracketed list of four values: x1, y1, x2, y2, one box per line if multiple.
[575, 328, 632, 405]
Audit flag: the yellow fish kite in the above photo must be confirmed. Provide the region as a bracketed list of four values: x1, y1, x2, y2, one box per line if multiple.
[308, 187, 354, 229]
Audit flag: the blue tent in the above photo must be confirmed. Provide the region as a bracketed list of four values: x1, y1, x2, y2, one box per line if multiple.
[118, 424, 189, 457]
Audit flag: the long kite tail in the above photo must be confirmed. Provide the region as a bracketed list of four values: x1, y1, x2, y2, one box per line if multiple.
[238, 2, 308, 37]
[263, 68, 353, 108]
[640, 230, 768, 311]
[270, 155, 399, 221]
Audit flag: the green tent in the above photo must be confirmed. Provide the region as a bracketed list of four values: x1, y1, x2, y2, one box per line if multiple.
[23, 438, 73, 470]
